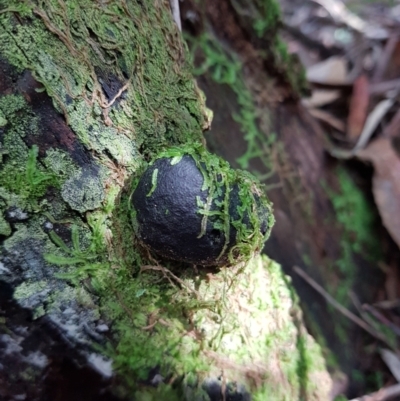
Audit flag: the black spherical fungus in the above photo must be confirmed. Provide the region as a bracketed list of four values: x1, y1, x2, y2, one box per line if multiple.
[130, 145, 274, 266]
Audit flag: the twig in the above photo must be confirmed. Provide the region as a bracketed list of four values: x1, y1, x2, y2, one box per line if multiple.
[100, 81, 130, 109]
[140, 265, 199, 297]
[373, 300, 400, 310]
[348, 383, 400, 401]
[308, 108, 346, 132]
[293, 266, 392, 347]
[363, 304, 400, 337]
[169, 0, 182, 31]
[349, 291, 383, 334]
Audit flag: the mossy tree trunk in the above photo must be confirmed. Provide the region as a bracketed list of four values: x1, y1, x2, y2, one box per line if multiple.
[0, 1, 331, 400]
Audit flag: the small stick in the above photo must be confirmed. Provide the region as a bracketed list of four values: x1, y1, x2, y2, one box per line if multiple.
[141, 265, 199, 297]
[363, 304, 400, 337]
[293, 266, 391, 346]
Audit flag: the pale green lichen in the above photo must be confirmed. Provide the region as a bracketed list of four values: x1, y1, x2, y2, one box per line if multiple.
[43, 148, 80, 178]
[4, 216, 102, 341]
[0, 212, 11, 236]
[14, 280, 49, 318]
[61, 170, 104, 213]
[0, 109, 7, 127]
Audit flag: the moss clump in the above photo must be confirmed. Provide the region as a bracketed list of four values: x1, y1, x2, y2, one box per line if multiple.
[90, 246, 331, 400]
[323, 167, 382, 307]
[0, 145, 58, 202]
[329, 168, 380, 258]
[187, 33, 277, 177]
[0, 94, 60, 211]
[252, 0, 282, 37]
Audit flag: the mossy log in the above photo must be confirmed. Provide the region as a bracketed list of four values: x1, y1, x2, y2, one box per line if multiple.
[0, 1, 331, 400]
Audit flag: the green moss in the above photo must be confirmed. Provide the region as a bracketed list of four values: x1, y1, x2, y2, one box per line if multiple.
[273, 37, 308, 93]
[0, 94, 61, 209]
[0, 144, 58, 202]
[321, 165, 385, 345]
[0, 0, 206, 162]
[323, 167, 382, 306]
[187, 33, 277, 177]
[190, 33, 316, 224]
[146, 168, 158, 198]
[331, 169, 380, 258]
[252, 0, 282, 37]
[104, 252, 328, 398]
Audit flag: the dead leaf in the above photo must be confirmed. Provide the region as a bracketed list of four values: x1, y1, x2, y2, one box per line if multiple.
[311, 0, 388, 40]
[381, 349, 400, 383]
[358, 138, 400, 249]
[312, 0, 366, 32]
[306, 56, 349, 85]
[302, 89, 341, 108]
[347, 75, 369, 140]
[354, 97, 395, 152]
[308, 108, 346, 132]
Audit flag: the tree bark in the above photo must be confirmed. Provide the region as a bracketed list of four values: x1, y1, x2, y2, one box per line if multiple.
[0, 1, 332, 400]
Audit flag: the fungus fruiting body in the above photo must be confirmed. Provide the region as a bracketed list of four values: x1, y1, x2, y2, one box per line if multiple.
[130, 145, 274, 266]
